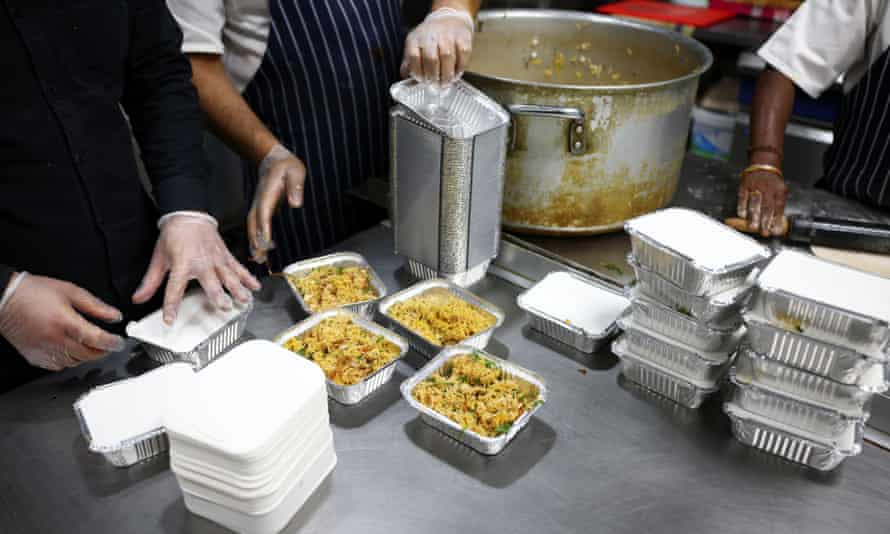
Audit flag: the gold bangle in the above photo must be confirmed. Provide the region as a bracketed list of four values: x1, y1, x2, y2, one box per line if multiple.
[741, 163, 784, 179]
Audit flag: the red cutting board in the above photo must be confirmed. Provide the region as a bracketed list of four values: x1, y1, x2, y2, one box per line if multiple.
[597, 1, 736, 28]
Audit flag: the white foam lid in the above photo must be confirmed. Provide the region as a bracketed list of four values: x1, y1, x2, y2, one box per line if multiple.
[77, 363, 195, 448]
[164, 340, 327, 458]
[757, 249, 890, 323]
[626, 208, 770, 270]
[125, 289, 249, 353]
[519, 271, 629, 336]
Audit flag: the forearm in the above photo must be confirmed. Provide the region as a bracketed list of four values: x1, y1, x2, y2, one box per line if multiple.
[432, 0, 480, 17]
[123, 0, 209, 215]
[189, 54, 279, 165]
[749, 68, 796, 168]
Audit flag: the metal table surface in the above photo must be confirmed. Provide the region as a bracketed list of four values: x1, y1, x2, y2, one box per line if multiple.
[2, 224, 890, 534]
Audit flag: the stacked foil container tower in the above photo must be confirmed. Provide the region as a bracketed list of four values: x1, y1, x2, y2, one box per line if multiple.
[725, 249, 890, 471]
[614, 208, 771, 409]
[389, 80, 509, 287]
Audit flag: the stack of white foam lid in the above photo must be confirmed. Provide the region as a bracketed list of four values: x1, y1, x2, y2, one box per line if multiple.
[165, 340, 334, 534]
[615, 208, 771, 409]
[74, 339, 333, 532]
[727, 249, 890, 471]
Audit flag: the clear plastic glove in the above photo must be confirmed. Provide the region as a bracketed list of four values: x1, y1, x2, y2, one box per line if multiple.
[401, 7, 475, 85]
[248, 144, 306, 264]
[132, 212, 261, 324]
[0, 273, 126, 371]
[737, 171, 789, 237]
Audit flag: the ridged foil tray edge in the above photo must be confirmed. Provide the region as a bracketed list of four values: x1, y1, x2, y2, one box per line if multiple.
[732, 347, 873, 418]
[273, 309, 410, 405]
[378, 279, 505, 358]
[400, 345, 547, 455]
[283, 252, 388, 318]
[627, 255, 752, 324]
[748, 284, 890, 360]
[517, 271, 626, 353]
[623, 209, 772, 277]
[131, 301, 252, 370]
[724, 402, 858, 471]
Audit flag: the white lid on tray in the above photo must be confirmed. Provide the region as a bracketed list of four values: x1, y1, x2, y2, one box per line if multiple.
[518, 271, 629, 337]
[625, 207, 770, 270]
[75, 363, 194, 449]
[757, 249, 890, 324]
[126, 289, 250, 353]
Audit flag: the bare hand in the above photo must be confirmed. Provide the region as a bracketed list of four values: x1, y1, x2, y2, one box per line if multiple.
[737, 171, 788, 237]
[401, 8, 474, 85]
[0, 274, 125, 371]
[132, 213, 261, 324]
[248, 144, 306, 264]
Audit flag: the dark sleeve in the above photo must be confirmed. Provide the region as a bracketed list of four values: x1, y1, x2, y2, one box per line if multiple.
[121, 0, 209, 215]
[0, 266, 13, 297]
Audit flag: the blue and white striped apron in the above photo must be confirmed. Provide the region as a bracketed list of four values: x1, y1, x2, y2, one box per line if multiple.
[819, 47, 890, 209]
[242, 0, 402, 271]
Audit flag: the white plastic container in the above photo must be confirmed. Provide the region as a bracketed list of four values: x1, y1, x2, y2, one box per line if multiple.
[691, 106, 735, 161]
[164, 340, 329, 472]
[171, 409, 329, 489]
[173, 428, 333, 513]
[182, 442, 336, 534]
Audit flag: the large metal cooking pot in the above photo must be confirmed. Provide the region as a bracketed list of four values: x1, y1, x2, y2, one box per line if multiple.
[464, 10, 713, 235]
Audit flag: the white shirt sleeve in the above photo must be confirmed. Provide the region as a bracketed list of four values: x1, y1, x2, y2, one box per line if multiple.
[165, 0, 227, 55]
[758, 0, 880, 98]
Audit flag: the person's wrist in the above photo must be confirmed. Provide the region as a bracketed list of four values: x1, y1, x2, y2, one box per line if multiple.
[0, 271, 28, 315]
[427, 7, 474, 32]
[749, 150, 782, 168]
[259, 144, 294, 178]
[742, 163, 783, 181]
[157, 211, 219, 230]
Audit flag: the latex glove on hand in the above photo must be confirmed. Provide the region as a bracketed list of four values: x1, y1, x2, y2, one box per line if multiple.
[247, 144, 306, 264]
[737, 170, 789, 237]
[132, 212, 261, 325]
[0, 273, 126, 371]
[402, 7, 475, 85]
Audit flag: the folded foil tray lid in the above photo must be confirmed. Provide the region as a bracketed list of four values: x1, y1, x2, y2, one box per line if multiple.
[75, 363, 195, 453]
[126, 289, 250, 354]
[390, 79, 509, 139]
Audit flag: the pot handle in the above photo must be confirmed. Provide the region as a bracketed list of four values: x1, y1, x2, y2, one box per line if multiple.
[506, 104, 586, 155]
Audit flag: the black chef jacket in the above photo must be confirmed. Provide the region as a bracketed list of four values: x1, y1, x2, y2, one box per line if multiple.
[0, 0, 209, 392]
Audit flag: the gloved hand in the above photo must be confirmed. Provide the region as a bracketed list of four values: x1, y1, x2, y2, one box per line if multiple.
[737, 170, 789, 237]
[402, 7, 475, 85]
[132, 212, 261, 324]
[0, 273, 126, 371]
[247, 144, 306, 264]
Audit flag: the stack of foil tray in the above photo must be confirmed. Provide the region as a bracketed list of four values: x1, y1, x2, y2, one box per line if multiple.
[615, 208, 770, 408]
[728, 249, 890, 471]
[389, 79, 509, 287]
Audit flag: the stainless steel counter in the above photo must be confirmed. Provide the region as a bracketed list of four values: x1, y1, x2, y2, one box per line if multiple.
[2, 223, 890, 534]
